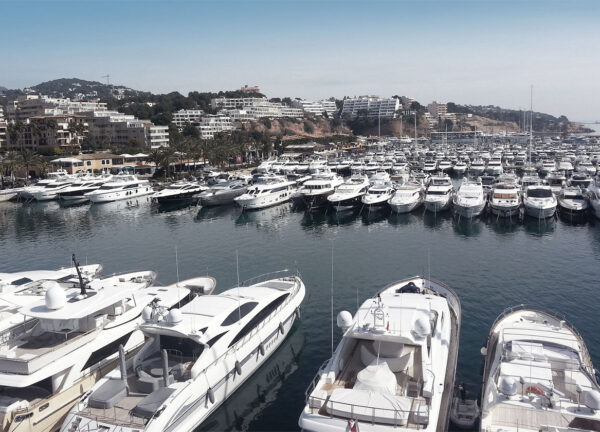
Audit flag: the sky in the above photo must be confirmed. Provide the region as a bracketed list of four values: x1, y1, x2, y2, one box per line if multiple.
[1, 0, 599, 122]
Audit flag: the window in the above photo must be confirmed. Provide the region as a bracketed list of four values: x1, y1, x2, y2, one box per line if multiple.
[228, 294, 290, 347]
[159, 335, 204, 358]
[221, 302, 258, 326]
[82, 333, 132, 370]
[87, 161, 91, 166]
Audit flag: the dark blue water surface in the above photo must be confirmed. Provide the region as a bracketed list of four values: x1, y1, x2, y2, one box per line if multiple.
[1, 198, 599, 431]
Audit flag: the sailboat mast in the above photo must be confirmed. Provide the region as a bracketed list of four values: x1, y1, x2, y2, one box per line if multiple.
[529, 85, 533, 165]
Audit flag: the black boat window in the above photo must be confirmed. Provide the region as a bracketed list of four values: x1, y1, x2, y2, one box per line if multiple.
[228, 293, 290, 348]
[221, 302, 258, 326]
[159, 335, 204, 358]
[206, 331, 227, 347]
[10, 277, 32, 286]
[82, 333, 132, 371]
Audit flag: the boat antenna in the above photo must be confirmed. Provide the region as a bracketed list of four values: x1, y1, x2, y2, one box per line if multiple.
[529, 85, 533, 166]
[72, 253, 86, 296]
[175, 246, 181, 306]
[236, 249, 241, 323]
[330, 240, 334, 356]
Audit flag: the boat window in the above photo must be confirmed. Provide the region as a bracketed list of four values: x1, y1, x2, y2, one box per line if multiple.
[99, 185, 121, 190]
[206, 331, 227, 347]
[493, 193, 516, 199]
[159, 335, 204, 358]
[221, 301, 258, 326]
[527, 189, 552, 198]
[82, 333, 132, 371]
[427, 190, 448, 195]
[9, 277, 32, 286]
[228, 293, 290, 348]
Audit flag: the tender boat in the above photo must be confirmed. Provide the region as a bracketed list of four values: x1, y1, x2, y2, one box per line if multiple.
[234, 175, 296, 210]
[388, 181, 423, 214]
[85, 174, 153, 203]
[197, 180, 248, 206]
[489, 182, 521, 218]
[424, 175, 454, 213]
[523, 185, 557, 219]
[299, 276, 461, 431]
[480, 305, 600, 432]
[327, 174, 370, 212]
[450, 393, 480, 429]
[151, 181, 206, 204]
[62, 273, 304, 432]
[453, 178, 486, 218]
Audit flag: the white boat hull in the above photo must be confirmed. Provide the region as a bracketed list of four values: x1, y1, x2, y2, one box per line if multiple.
[523, 203, 556, 219]
[88, 185, 153, 203]
[424, 198, 451, 213]
[388, 198, 422, 214]
[453, 202, 486, 218]
[235, 190, 293, 210]
[490, 203, 520, 217]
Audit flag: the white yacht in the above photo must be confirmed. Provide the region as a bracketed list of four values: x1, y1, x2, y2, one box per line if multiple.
[438, 160, 452, 173]
[480, 306, 600, 432]
[538, 159, 557, 175]
[299, 276, 461, 431]
[486, 158, 504, 176]
[489, 182, 521, 218]
[577, 160, 597, 176]
[298, 169, 344, 209]
[423, 160, 438, 173]
[151, 181, 206, 204]
[424, 175, 454, 213]
[361, 182, 395, 210]
[569, 173, 593, 190]
[470, 159, 486, 176]
[546, 171, 567, 195]
[0, 187, 23, 202]
[587, 181, 600, 219]
[62, 274, 305, 432]
[0, 268, 197, 432]
[390, 163, 410, 183]
[85, 174, 153, 203]
[523, 185, 557, 219]
[30, 176, 76, 201]
[388, 181, 423, 214]
[453, 160, 468, 176]
[557, 187, 589, 217]
[327, 174, 370, 211]
[58, 174, 112, 201]
[256, 159, 276, 174]
[453, 178, 486, 218]
[558, 157, 574, 175]
[197, 180, 248, 206]
[234, 175, 296, 210]
[19, 170, 70, 200]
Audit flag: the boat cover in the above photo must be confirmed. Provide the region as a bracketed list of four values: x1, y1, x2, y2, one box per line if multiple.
[132, 387, 175, 419]
[88, 379, 127, 409]
[326, 388, 411, 425]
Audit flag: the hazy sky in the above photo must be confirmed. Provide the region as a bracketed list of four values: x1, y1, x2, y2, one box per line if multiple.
[2, 0, 599, 121]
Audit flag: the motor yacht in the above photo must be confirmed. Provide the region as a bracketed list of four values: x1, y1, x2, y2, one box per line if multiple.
[480, 305, 600, 432]
[197, 180, 248, 206]
[256, 159, 276, 174]
[85, 174, 153, 203]
[388, 181, 423, 214]
[0, 268, 197, 432]
[234, 175, 296, 210]
[546, 171, 566, 195]
[151, 181, 206, 204]
[569, 173, 593, 190]
[538, 160, 557, 175]
[19, 170, 70, 200]
[298, 169, 344, 210]
[327, 174, 370, 211]
[0, 187, 22, 202]
[299, 276, 461, 431]
[58, 174, 112, 201]
[577, 160, 596, 176]
[62, 274, 304, 432]
[453, 161, 468, 176]
[489, 182, 521, 218]
[30, 176, 76, 201]
[361, 182, 395, 210]
[423, 160, 438, 173]
[424, 175, 454, 213]
[390, 163, 410, 183]
[587, 181, 600, 219]
[557, 187, 589, 217]
[438, 160, 452, 173]
[486, 158, 504, 176]
[470, 159, 486, 176]
[558, 157, 574, 175]
[453, 178, 486, 218]
[523, 185, 557, 219]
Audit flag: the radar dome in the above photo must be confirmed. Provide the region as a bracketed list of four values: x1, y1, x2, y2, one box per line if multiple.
[142, 306, 153, 322]
[337, 311, 353, 330]
[44, 281, 66, 310]
[168, 309, 183, 325]
[499, 376, 518, 396]
[413, 316, 431, 339]
[585, 390, 600, 411]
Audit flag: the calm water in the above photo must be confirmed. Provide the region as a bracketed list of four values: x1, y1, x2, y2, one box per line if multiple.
[1, 198, 599, 431]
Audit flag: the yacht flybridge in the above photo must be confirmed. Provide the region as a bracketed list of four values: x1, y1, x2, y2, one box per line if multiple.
[299, 168, 344, 210]
[0, 263, 102, 295]
[151, 181, 206, 204]
[299, 276, 461, 431]
[62, 274, 305, 432]
[480, 306, 600, 432]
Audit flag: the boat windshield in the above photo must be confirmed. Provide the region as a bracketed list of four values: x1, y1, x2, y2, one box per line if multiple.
[99, 185, 122, 190]
[427, 190, 448, 195]
[528, 189, 553, 198]
[493, 193, 517, 199]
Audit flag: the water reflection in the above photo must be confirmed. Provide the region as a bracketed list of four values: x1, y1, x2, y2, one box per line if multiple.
[327, 209, 360, 226]
[195, 205, 235, 222]
[360, 208, 390, 225]
[523, 216, 556, 237]
[452, 216, 483, 237]
[235, 204, 294, 231]
[196, 325, 304, 432]
[153, 200, 198, 214]
[422, 211, 453, 230]
[558, 210, 589, 226]
[487, 216, 520, 235]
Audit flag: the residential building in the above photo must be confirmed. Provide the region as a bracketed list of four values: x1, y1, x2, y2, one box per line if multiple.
[240, 85, 260, 94]
[211, 97, 268, 110]
[341, 96, 400, 119]
[427, 101, 457, 125]
[147, 125, 169, 148]
[172, 109, 204, 128]
[50, 153, 125, 174]
[210, 97, 302, 119]
[83, 110, 168, 148]
[225, 109, 256, 122]
[291, 99, 338, 117]
[6, 114, 88, 152]
[401, 96, 416, 110]
[0, 107, 6, 149]
[7, 95, 107, 122]
[197, 115, 235, 139]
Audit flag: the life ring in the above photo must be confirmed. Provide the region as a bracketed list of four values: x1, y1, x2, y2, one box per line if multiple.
[525, 385, 544, 396]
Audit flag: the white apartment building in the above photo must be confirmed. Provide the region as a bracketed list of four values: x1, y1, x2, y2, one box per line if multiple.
[225, 109, 256, 122]
[147, 125, 169, 148]
[341, 96, 400, 119]
[172, 109, 204, 128]
[211, 97, 268, 110]
[291, 99, 338, 117]
[7, 95, 107, 121]
[427, 101, 457, 124]
[211, 97, 303, 119]
[83, 110, 167, 148]
[197, 115, 235, 139]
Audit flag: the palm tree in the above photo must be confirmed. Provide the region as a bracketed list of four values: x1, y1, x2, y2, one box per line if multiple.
[147, 148, 164, 177]
[7, 121, 25, 150]
[17, 150, 41, 182]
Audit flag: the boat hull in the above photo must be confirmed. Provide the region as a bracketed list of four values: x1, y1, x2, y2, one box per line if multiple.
[523, 203, 556, 219]
[235, 190, 293, 210]
[388, 199, 422, 214]
[199, 189, 246, 206]
[489, 204, 520, 218]
[453, 201, 486, 218]
[424, 198, 451, 213]
[88, 186, 153, 203]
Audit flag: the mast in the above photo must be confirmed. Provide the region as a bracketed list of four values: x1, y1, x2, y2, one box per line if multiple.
[529, 85, 533, 166]
[72, 253, 87, 296]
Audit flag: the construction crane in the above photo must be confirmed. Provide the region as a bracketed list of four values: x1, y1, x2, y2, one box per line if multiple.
[102, 74, 110, 85]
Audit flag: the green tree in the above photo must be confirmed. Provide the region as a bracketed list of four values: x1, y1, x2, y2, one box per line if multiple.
[17, 150, 41, 182]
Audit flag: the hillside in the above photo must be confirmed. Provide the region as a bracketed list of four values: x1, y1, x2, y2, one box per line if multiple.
[240, 117, 351, 141]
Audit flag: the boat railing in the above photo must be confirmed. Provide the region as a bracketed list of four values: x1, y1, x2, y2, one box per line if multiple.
[491, 304, 595, 376]
[0, 318, 38, 346]
[241, 269, 297, 286]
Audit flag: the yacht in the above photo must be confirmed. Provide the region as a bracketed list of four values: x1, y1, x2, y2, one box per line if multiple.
[151, 181, 206, 204]
[19, 170, 70, 200]
[489, 182, 521, 218]
[453, 178, 486, 218]
[558, 157, 574, 175]
[388, 181, 423, 214]
[569, 173, 593, 190]
[85, 174, 153, 203]
[577, 160, 596, 176]
[557, 187, 589, 217]
[30, 176, 76, 201]
[424, 175, 454, 213]
[546, 171, 567, 195]
[298, 169, 344, 209]
[538, 159, 557, 175]
[197, 180, 248, 206]
[327, 174, 370, 211]
[587, 181, 600, 219]
[453, 160, 468, 176]
[0, 268, 199, 432]
[423, 160, 438, 173]
[390, 163, 410, 183]
[361, 181, 395, 210]
[58, 174, 112, 201]
[0, 187, 23, 202]
[438, 160, 452, 173]
[62, 274, 305, 432]
[256, 159, 275, 174]
[480, 306, 600, 432]
[486, 158, 504, 176]
[470, 159, 486, 176]
[299, 276, 461, 431]
[234, 175, 296, 210]
[523, 185, 557, 219]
